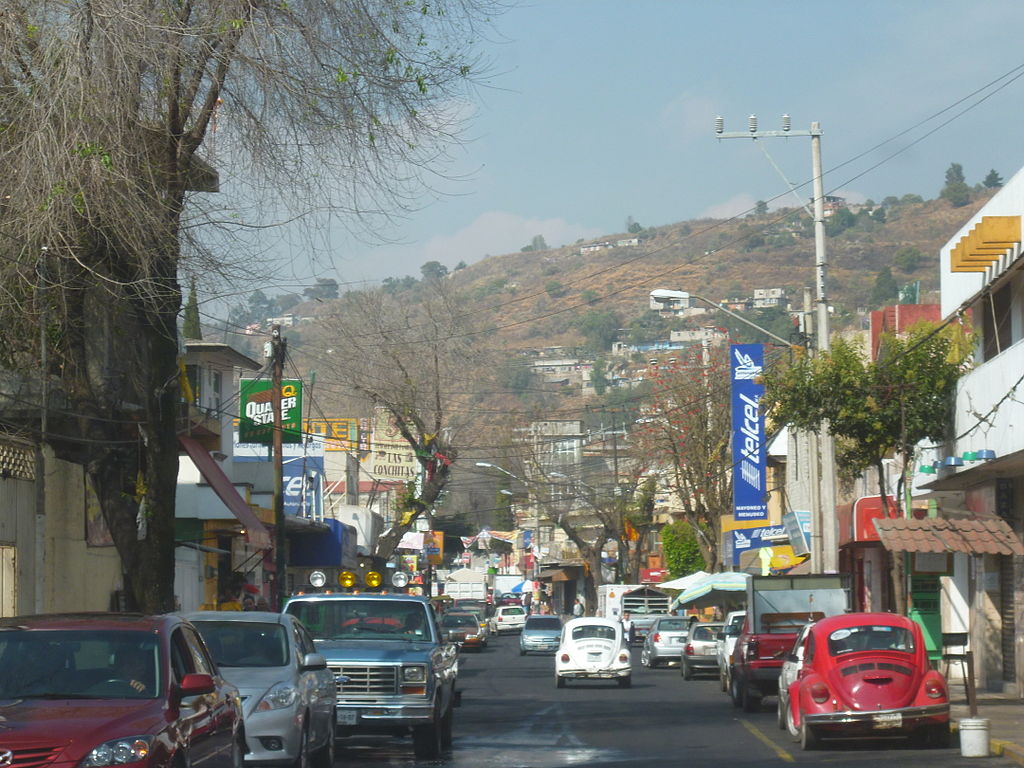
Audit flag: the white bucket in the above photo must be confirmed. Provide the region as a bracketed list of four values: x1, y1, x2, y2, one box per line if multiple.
[959, 718, 991, 758]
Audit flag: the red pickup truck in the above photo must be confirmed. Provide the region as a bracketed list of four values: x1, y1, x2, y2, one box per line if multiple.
[728, 575, 848, 713]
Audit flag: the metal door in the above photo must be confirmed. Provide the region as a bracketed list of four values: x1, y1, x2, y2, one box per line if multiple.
[0, 545, 15, 617]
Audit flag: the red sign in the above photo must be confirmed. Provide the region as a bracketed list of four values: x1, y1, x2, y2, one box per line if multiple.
[641, 568, 668, 583]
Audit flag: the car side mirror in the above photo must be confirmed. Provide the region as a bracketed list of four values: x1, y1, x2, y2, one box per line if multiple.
[178, 672, 215, 698]
[300, 652, 327, 671]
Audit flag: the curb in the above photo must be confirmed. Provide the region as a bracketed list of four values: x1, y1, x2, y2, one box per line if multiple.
[950, 721, 1024, 763]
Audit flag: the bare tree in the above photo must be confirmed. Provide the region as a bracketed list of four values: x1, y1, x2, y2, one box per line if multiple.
[632, 346, 734, 573]
[0, 0, 498, 610]
[304, 282, 485, 558]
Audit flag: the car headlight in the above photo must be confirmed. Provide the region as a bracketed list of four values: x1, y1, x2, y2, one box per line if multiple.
[82, 736, 153, 767]
[255, 682, 298, 712]
[402, 666, 427, 683]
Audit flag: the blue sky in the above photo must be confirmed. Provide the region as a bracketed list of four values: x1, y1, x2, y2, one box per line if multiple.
[265, 1, 1024, 292]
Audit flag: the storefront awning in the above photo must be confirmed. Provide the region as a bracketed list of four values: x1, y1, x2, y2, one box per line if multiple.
[179, 435, 272, 549]
[873, 516, 1024, 556]
[537, 568, 572, 582]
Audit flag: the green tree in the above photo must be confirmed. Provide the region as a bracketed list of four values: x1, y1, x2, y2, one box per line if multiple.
[545, 280, 567, 298]
[575, 309, 622, 353]
[870, 206, 887, 223]
[940, 163, 971, 207]
[628, 221, 644, 234]
[521, 234, 549, 252]
[660, 520, 706, 578]
[382, 275, 419, 294]
[893, 247, 923, 273]
[754, 200, 769, 216]
[581, 289, 600, 305]
[303, 278, 340, 300]
[825, 207, 856, 237]
[900, 193, 924, 205]
[762, 323, 971, 611]
[182, 278, 202, 340]
[591, 358, 610, 396]
[983, 169, 1004, 188]
[870, 267, 899, 307]
[420, 261, 449, 281]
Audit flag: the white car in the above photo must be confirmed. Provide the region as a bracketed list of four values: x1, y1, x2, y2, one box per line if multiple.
[777, 621, 814, 733]
[717, 609, 746, 692]
[555, 617, 632, 688]
[491, 605, 528, 633]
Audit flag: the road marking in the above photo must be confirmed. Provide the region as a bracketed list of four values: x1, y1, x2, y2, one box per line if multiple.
[741, 720, 794, 763]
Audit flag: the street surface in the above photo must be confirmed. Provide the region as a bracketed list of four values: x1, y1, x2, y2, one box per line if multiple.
[333, 631, 983, 767]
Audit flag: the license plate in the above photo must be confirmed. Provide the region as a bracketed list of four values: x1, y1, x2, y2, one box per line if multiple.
[702, 647, 716, 655]
[337, 710, 358, 726]
[872, 712, 902, 729]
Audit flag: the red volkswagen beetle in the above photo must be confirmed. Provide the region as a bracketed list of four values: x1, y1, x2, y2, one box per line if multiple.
[783, 612, 949, 750]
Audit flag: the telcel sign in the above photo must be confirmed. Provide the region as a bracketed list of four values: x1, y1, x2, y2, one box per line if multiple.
[730, 344, 767, 521]
[239, 379, 303, 444]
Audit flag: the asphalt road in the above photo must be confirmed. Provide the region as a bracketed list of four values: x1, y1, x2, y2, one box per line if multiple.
[332, 631, 986, 767]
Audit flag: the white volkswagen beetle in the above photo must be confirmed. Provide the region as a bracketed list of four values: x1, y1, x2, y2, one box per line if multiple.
[555, 617, 632, 688]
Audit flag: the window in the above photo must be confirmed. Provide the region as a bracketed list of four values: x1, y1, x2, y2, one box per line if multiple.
[571, 625, 616, 641]
[191, 621, 289, 668]
[981, 283, 1012, 361]
[828, 625, 913, 655]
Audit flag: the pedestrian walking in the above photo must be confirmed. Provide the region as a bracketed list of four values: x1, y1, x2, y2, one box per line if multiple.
[572, 598, 584, 617]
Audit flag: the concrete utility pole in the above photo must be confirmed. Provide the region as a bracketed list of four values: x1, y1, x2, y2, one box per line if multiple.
[715, 115, 839, 573]
[271, 325, 287, 608]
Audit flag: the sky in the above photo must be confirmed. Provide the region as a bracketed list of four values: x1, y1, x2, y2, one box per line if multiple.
[254, 1, 1024, 295]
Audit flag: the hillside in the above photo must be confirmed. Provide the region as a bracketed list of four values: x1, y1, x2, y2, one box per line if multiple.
[442, 192, 992, 352]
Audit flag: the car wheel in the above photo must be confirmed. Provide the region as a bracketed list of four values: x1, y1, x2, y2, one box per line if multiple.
[412, 720, 443, 760]
[311, 716, 335, 768]
[519, 648, 526, 656]
[799, 720, 819, 751]
[640, 648, 649, 668]
[729, 675, 743, 708]
[786, 703, 801, 741]
[439, 704, 454, 750]
[618, 675, 631, 689]
[682, 661, 693, 681]
[741, 683, 762, 713]
[293, 725, 311, 768]
[231, 731, 245, 768]
[776, 693, 787, 730]
[719, 666, 728, 692]
[556, 676, 566, 689]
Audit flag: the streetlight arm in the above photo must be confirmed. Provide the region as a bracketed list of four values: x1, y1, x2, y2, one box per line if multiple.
[475, 461, 522, 482]
[687, 292, 793, 347]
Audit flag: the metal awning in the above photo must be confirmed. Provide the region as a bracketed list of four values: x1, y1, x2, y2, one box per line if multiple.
[179, 435, 272, 549]
[873, 516, 1024, 556]
[537, 568, 572, 582]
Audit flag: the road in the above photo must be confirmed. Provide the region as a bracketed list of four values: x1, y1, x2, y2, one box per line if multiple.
[333, 631, 986, 767]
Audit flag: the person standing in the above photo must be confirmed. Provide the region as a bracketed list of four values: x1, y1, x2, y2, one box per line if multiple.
[621, 610, 635, 645]
[572, 598, 584, 618]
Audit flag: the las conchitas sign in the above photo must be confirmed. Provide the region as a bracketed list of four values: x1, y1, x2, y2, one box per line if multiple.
[239, 379, 303, 444]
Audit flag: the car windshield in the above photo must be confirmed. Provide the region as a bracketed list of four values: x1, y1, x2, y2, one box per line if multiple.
[190, 621, 289, 668]
[440, 613, 478, 629]
[657, 618, 689, 631]
[288, 600, 433, 641]
[0, 629, 161, 700]
[500, 607, 525, 616]
[828, 625, 914, 655]
[525, 617, 562, 630]
[571, 625, 617, 641]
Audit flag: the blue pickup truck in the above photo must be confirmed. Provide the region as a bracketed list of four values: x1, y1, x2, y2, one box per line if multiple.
[284, 593, 459, 760]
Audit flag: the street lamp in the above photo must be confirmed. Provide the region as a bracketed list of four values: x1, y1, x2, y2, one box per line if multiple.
[714, 114, 838, 573]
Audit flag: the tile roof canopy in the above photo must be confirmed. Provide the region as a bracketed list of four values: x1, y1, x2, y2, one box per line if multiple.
[873, 517, 1024, 556]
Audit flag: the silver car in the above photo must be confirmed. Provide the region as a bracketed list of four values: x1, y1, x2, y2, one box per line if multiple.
[640, 616, 690, 668]
[187, 611, 336, 768]
[519, 615, 562, 655]
[681, 622, 724, 680]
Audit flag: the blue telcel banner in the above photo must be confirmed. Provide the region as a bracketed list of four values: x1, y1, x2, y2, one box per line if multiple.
[731, 344, 768, 521]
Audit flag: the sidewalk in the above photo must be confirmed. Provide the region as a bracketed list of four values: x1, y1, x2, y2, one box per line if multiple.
[950, 690, 1024, 762]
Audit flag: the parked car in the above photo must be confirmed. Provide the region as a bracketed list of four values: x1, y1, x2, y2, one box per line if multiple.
[285, 593, 459, 760]
[717, 609, 747, 692]
[776, 621, 814, 731]
[782, 613, 950, 750]
[555, 617, 631, 688]
[0, 613, 243, 768]
[640, 616, 690, 668]
[186, 611, 336, 768]
[491, 604, 528, 633]
[439, 611, 488, 652]
[454, 600, 495, 635]
[681, 622, 724, 680]
[519, 615, 562, 655]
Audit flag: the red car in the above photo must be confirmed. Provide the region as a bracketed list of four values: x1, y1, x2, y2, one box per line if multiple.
[783, 612, 950, 750]
[0, 613, 244, 768]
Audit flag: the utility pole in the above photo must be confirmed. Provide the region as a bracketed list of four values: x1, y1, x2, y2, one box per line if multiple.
[271, 325, 287, 608]
[715, 114, 839, 573]
[34, 247, 48, 613]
